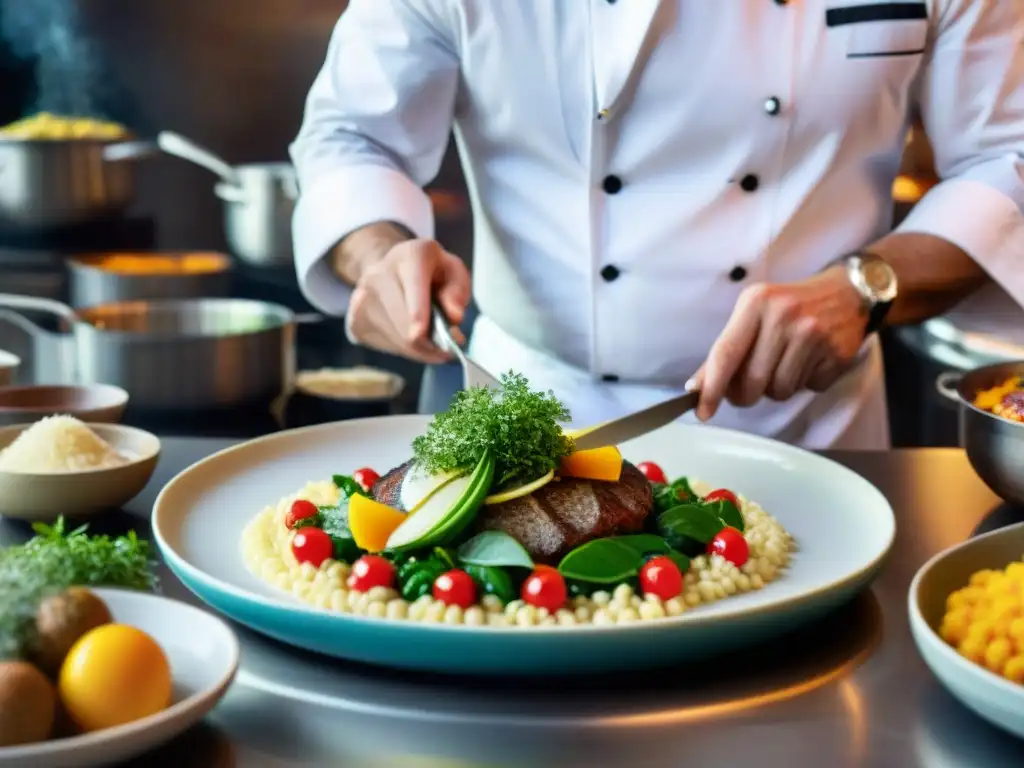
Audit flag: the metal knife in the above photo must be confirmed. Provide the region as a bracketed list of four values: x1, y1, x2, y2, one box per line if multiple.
[570, 390, 701, 451]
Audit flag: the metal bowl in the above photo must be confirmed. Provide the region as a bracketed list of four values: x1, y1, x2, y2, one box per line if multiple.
[936, 361, 1024, 506]
[0, 137, 155, 228]
[67, 252, 233, 308]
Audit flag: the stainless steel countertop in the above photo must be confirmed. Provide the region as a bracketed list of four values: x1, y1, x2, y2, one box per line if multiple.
[5, 441, 1024, 768]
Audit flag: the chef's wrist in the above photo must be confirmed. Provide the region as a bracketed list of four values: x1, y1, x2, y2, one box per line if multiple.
[332, 221, 415, 286]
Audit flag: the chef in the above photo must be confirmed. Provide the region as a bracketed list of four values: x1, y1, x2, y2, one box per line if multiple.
[290, 0, 1024, 449]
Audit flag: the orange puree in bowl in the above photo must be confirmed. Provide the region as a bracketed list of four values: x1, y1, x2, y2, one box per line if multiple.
[85, 253, 229, 275]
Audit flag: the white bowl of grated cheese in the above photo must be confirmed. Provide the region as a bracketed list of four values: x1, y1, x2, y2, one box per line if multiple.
[0, 416, 160, 521]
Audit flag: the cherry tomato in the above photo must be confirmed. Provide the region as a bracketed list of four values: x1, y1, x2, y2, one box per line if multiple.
[285, 499, 319, 529]
[704, 488, 740, 509]
[639, 556, 684, 600]
[433, 569, 477, 608]
[636, 461, 668, 485]
[353, 467, 380, 491]
[347, 555, 396, 592]
[291, 528, 333, 568]
[707, 527, 750, 567]
[521, 567, 568, 612]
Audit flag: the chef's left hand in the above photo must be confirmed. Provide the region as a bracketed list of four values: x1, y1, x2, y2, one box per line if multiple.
[689, 266, 868, 421]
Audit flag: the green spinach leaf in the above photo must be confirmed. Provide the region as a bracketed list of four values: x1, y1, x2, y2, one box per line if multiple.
[609, 534, 672, 558]
[657, 503, 725, 545]
[671, 476, 697, 501]
[651, 483, 683, 515]
[464, 564, 517, 604]
[705, 498, 744, 532]
[558, 539, 642, 584]
[457, 531, 534, 569]
[397, 556, 447, 601]
[332, 474, 369, 501]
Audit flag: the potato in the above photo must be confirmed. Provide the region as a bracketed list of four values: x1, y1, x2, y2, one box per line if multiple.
[0, 662, 56, 746]
[32, 588, 112, 678]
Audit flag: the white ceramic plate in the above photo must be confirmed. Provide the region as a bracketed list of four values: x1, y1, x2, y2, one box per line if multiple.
[154, 416, 895, 675]
[0, 588, 239, 768]
[910, 522, 1024, 740]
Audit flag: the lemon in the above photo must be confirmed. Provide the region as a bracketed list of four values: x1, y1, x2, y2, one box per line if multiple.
[58, 624, 172, 732]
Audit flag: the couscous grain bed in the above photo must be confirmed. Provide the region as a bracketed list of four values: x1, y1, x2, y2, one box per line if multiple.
[241, 478, 795, 627]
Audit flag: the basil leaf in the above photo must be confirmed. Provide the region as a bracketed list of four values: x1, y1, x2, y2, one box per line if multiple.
[558, 539, 642, 584]
[332, 474, 369, 501]
[608, 534, 673, 558]
[705, 498, 744, 532]
[457, 531, 534, 569]
[657, 503, 725, 544]
[464, 564, 516, 604]
[651, 483, 683, 515]
[671, 477, 697, 501]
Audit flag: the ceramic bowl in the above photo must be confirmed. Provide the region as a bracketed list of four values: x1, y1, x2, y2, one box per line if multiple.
[0, 385, 129, 428]
[0, 350, 19, 387]
[0, 423, 160, 521]
[0, 588, 239, 768]
[285, 367, 406, 427]
[909, 522, 1024, 739]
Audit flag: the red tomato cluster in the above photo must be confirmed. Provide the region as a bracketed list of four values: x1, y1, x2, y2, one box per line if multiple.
[285, 499, 318, 530]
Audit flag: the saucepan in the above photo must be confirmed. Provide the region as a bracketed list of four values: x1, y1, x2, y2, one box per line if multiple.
[0, 136, 156, 228]
[157, 131, 297, 268]
[0, 293, 323, 412]
[936, 361, 1024, 507]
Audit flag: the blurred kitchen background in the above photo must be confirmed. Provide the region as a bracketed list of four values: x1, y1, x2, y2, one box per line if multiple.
[0, 0, 1021, 445]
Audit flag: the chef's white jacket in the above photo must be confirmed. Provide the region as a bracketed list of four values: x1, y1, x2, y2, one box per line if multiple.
[291, 0, 1024, 449]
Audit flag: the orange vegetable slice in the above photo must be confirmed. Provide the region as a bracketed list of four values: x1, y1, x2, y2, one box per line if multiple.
[349, 494, 407, 552]
[560, 445, 623, 482]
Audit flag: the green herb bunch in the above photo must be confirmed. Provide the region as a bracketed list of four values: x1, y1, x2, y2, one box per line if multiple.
[412, 372, 573, 491]
[0, 518, 156, 661]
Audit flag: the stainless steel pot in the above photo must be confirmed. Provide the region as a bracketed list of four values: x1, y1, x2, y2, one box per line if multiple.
[937, 361, 1024, 506]
[157, 131, 296, 268]
[0, 138, 155, 228]
[216, 163, 297, 268]
[0, 293, 322, 412]
[67, 252, 234, 308]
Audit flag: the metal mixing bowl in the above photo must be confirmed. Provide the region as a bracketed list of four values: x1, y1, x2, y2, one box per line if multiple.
[937, 360, 1024, 506]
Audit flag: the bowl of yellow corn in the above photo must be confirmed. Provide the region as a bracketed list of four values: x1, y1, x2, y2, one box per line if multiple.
[909, 522, 1024, 739]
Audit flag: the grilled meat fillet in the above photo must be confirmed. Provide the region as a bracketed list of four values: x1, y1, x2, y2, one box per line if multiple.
[371, 460, 653, 562]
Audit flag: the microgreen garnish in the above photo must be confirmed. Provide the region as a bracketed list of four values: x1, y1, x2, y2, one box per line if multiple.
[411, 372, 573, 491]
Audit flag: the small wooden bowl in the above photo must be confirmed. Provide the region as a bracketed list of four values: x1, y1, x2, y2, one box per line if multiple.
[0, 384, 129, 427]
[0, 423, 160, 521]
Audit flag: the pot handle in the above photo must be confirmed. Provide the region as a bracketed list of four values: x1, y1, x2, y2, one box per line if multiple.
[102, 140, 158, 163]
[295, 313, 325, 325]
[214, 181, 248, 204]
[936, 371, 963, 402]
[0, 293, 77, 331]
[157, 130, 239, 184]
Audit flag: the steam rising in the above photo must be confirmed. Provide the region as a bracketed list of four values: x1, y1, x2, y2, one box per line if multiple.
[0, 0, 105, 117]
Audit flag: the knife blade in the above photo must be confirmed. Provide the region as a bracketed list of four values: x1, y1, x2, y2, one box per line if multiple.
[570, 390, 701, 451]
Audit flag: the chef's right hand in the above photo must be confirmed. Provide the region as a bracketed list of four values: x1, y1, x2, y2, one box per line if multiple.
[347, 238, 471, 364]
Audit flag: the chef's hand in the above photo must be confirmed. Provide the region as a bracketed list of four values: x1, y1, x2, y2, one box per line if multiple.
[347, 238, 471, 364]
[689, 266, 868, 421]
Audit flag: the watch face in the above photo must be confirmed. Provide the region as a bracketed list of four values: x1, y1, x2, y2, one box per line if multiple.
[857, 256, 898, 303]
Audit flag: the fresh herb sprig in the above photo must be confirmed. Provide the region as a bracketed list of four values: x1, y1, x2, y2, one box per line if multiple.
[0, 518, 156, 661]
[412, 372, 573, 491]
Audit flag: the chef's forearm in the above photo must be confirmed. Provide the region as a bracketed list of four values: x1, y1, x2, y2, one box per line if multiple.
[866, 232, 990, 325]
[331, 221, 415, 285]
